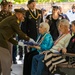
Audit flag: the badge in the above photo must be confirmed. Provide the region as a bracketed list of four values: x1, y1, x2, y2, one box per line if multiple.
[29, 15, 32, 19]
[17, 20, 20, 24]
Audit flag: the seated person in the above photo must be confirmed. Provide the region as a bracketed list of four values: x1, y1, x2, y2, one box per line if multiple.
[23, 22, 53, 75]
[42, 20, 75, 74]
[31, 19, 72, 75]
[61, 20, 75, 54]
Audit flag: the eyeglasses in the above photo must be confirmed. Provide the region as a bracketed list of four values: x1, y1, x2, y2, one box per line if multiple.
[9, 5, 12, 7]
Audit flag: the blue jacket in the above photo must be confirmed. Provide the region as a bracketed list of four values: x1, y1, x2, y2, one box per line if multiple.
[32, 33, 53, 53]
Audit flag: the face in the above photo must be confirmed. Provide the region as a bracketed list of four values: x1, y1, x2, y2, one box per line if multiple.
[52, 8, 59, 14]
[71, 24, 75, 33]
[39, 25, 46, 34]
[17, 13, 24, 22]
[29, 2, 36, 10]
[8, 2, 12, 12]
[72, 7, 75, 12]
[58, 24, 66, 34]
[1, 5, 8, 11]
[42, 10, 46, 15]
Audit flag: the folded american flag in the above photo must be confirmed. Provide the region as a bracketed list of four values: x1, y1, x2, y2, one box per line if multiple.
[24, 41, 39, 46]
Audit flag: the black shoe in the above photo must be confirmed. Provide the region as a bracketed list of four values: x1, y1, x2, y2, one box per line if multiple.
[11, 68, 12, 71]
[13, 61, 17, 64]
[19, 57, 22, 60]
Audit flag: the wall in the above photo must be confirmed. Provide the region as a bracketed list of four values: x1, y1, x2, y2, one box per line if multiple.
[13, 2, 75, 13]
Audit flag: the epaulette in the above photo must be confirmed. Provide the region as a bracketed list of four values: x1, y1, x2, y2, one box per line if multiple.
[17, 19, 20, 24]
[12, 12, 15, 15]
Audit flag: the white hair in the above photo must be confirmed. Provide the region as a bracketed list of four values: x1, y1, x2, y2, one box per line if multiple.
[58, 19, 70, 28]
[40, 22, 50, 32]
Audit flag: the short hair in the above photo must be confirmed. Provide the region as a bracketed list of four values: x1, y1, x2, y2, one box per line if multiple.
[40, 22, 50, 32]
[72, 4, 75, 9]
[71, 20, 75, 26]
[58, 19, 69, 28]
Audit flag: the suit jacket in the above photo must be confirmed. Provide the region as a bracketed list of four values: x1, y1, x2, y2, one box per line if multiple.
[21, 9, 43, 41]
[67, 34, 75, 53]
[0, 15, 30, 49]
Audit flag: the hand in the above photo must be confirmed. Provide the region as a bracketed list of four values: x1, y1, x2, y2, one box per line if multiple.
[18, 40, 24, 46]
[28, 45, 34, 48]
[33, 45, 40, 50]
[58, 48, 61, 51]
[40, 51, 50, 54]
[29, 38, 36, 43]
[62, 48, 67, 54]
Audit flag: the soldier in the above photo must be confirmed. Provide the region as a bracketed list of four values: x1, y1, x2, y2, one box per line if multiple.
[0, 1, 15, 64]
[22, 0, 43, 75]
[0, 8, 34, 75]
[8, 2, 13, 12]
[21, 0, 43, 41]
[0, 0, 12, 22]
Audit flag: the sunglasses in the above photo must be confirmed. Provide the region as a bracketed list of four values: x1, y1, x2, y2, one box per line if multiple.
[9, 5, 12, 7]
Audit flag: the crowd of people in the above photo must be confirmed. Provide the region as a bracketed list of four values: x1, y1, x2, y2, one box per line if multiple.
[0, 0, 75, 75]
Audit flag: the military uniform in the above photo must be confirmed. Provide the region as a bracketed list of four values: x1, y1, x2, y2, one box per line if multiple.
[0, 0, 12, 22]
[0, 15, 29, 49]
[0, 11, 12, 22]
[0, 14, 30, 75]
[21, 9, 43, 41]
[22, 0, 43, 75]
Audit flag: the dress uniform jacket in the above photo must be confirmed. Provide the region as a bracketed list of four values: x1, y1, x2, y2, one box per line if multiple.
[21, 9, 43, 41]
[0, 10, 12, 22]
[0, 15, 30, 49]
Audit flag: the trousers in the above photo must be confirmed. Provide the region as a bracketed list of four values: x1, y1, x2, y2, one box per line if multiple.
[23, 50, 39, 75]
[0, 47, 11, 75]
[31, 54, 44, 75]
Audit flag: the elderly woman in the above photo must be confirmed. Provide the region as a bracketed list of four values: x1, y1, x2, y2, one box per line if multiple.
[43, 19, 72, 74]
[31, 19, 72, 75]
[23, 22, 53, 75]
[61, 20, 75, 55]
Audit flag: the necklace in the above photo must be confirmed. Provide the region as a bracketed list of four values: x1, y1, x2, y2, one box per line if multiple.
[36, 33, 48, 45]
[54, 32, 70, 45]
[29, 9, 40, 20]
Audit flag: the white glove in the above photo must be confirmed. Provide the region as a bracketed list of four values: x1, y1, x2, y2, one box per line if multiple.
[29, 38, 36, 43]
[18, 40, 24, 46]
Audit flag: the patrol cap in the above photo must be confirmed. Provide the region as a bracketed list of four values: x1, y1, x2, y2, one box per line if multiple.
[14, 8, 26, 15]
[28, 0, 36, 4]
[1, 1, 8, 6]
[72, 4, 75, 9]
[52, 3, 59, 9]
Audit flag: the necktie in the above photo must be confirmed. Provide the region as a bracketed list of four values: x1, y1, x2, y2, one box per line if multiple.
[33, 11, 36, 16]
